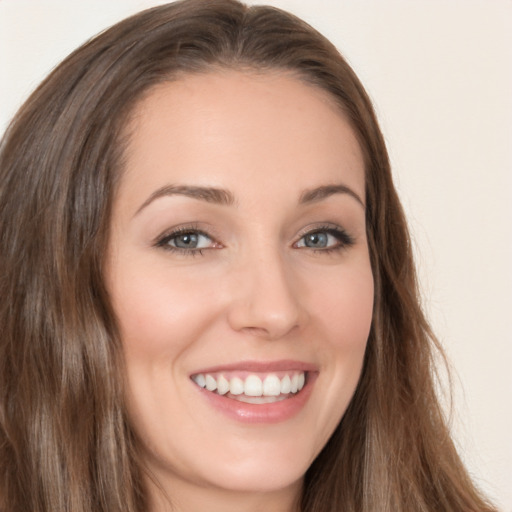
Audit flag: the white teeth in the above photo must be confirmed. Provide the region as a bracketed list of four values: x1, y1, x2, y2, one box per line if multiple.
[290, 374, 299, 393]
[263, 375, 281, 396]
[244, 375, 263, 396]
[192, 374, 206, 388]
[297, 372, 305, 391]
[233, 394, 288, 404]
[229, 377, 244, 395]
[205, 374, 217, 391]
[217, 375, 230, 395]
[280, 375, 291, 394]
[192, 371, 307, 398]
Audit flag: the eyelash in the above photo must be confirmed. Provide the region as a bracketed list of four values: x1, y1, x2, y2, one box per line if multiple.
[154, 224, 354, 256]
[154, 225, 215, 256]
[295, 225, 355, 253]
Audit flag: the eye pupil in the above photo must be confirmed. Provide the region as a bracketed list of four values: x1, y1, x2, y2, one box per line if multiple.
[305, 232, 328, 248]
[175, 233, 198, 248]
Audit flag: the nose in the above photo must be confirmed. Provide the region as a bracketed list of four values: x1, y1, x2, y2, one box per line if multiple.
[226, 248, 306, 340]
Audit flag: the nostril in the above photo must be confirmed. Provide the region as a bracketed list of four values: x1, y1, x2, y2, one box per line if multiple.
[241, 326, 272, 336]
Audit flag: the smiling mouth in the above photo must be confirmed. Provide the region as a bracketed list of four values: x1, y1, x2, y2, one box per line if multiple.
[191, 371, 306, 404]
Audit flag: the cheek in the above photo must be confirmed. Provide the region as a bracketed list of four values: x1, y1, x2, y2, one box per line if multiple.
[108, 265, 214, 459]
[310, 262, 374, 349]
[311, 261, 373, 395]
[111, 264, 216, 360]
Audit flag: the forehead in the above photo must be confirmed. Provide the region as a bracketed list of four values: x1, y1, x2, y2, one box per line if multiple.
[121, 70, 365, 203]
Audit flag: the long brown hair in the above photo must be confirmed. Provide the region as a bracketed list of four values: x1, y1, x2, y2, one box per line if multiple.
[0, 1, 496, 511]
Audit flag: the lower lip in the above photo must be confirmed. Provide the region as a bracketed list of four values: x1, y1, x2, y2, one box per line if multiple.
[195, 373, 317, 424]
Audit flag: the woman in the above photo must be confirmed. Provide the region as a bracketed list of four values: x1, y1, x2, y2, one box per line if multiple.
[0, 1, 498, 511]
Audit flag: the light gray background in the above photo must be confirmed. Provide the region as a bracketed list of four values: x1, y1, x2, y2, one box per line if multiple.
[1, 1, 511, 509]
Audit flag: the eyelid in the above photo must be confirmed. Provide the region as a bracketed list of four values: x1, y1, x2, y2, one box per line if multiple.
[293, 223, 355, 250]
[153, 223, 222, 252]
[294, 222, 346, 239]
[152, 222, 354, 255]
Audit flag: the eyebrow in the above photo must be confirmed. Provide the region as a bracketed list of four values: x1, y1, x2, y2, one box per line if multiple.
[135, 181, 364, 216]
[299, 184, 365, 208]
[135, 184, 235, 216]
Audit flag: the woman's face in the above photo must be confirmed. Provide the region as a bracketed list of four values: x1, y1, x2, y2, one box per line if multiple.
[106, 70, 373, 504]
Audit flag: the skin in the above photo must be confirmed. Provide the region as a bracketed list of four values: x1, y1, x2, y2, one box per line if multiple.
[106, 70, 374, 512]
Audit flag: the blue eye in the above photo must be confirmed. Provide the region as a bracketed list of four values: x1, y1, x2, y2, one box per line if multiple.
[156, 229, 215, 252]
[302, 232, 330, 248]
[295, 227, 353, 251]
[171, 232, 210, 249]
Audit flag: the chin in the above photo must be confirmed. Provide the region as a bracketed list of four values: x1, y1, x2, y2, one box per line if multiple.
[142, 431, 314, 497]
[210, 457, 307, 493]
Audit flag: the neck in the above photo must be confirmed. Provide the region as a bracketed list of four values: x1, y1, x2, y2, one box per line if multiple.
[146, 472, 303, 512]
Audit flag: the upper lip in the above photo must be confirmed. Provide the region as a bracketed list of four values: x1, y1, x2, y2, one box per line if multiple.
[190, 359, 318, 376]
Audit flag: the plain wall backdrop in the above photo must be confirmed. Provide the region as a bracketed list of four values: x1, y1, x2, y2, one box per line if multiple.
[1, 0, 511, 509]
